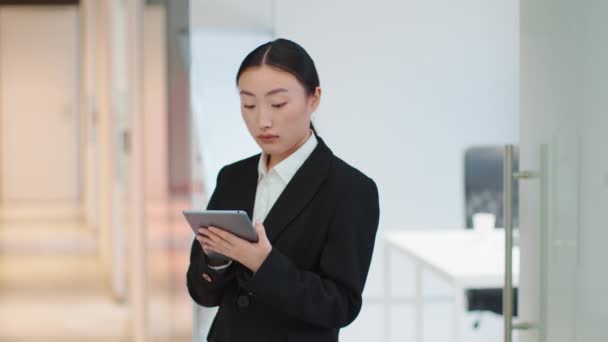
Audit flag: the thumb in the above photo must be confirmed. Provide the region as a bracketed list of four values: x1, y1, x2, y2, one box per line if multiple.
[255, 220, 268, 242]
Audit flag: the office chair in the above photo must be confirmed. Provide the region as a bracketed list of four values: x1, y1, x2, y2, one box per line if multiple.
[463, 146, 519, 327]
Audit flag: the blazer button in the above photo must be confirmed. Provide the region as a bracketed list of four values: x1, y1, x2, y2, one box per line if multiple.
[202, 273, 212, 282]
[236, 294, 250, 308]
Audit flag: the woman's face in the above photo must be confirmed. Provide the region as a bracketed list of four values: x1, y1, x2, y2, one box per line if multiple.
[238, 65, 320, 162]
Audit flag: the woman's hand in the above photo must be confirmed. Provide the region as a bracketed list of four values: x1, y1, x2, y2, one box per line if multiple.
[196, 221, 272, 273]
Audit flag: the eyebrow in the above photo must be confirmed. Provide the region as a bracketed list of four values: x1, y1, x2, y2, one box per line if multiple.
[239, 88, 288, 97]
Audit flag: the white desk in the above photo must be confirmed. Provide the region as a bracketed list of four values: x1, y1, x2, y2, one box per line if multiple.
[383, 229, 519, 342]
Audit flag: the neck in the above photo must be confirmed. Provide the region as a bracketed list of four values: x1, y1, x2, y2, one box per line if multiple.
[266, 130, 312, 171]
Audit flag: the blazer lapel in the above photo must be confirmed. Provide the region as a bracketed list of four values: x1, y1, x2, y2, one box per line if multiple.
[229, 155, 259, 221]
[262, 136, 333, 242]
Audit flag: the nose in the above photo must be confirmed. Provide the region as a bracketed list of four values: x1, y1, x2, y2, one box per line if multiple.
[256, 107, 272, 129]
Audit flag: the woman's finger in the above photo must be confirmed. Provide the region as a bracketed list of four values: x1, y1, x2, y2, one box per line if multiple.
[202, 244, 213, 255]
[206, 233, 234, 255]
[199, 227, 230, 247]
[198, 226, 222, 237]
[200, 236, 226, 252]
[208, 227, 241, 246]
[202, 239, 220, 253]
[197, 235, 215, 248]
[254, 221, 267, 242]
[205, 244, 232, 260]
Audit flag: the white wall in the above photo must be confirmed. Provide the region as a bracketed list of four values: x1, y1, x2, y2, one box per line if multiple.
[190, 0, 272, 31]
[274, 0, 519, 231]
[189, 29, 272, 203]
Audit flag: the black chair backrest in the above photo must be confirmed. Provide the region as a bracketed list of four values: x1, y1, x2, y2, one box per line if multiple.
[464, 145, 519, 229]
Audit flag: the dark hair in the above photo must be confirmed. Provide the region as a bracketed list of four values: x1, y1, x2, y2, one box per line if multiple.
[236, 38, 320, 135]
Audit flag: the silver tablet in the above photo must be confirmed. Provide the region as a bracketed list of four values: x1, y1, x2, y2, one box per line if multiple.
[183, 209, 258, 260]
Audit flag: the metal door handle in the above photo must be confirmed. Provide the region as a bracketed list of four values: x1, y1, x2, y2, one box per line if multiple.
[504, 145, 541, 342]
[503, 145, 516, 342]
[513, 321, 539, 330]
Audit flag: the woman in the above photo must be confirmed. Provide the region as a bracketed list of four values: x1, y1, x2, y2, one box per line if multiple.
[187, 38, 380, 342]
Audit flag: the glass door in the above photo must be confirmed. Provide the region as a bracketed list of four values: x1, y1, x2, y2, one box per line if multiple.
[514, 0, 608, 341]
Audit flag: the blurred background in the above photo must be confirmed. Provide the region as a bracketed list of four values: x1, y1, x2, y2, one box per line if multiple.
[0, 0, 605, 342]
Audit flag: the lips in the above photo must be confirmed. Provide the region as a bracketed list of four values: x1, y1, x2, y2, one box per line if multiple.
[258, 134, 279, 143]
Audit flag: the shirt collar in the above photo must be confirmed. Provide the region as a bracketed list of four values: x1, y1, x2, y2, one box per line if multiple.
[257, 131, 318, 183]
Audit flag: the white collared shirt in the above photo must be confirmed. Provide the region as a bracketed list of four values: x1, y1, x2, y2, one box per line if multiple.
[209, 131, 318, 270]
[252, 131, 318, 224]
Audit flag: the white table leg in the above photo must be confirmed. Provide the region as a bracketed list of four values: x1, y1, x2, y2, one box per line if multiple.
[415, 262, 423, 342]
[452, 287, 466, 342]
[384, 243, 391, 342]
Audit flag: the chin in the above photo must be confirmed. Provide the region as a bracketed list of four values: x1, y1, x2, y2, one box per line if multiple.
[259, 142, 288, 156]
[260, 145, 282, 155]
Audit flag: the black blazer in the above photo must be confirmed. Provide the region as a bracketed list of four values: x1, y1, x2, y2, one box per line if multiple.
[187, 135, 380, 342]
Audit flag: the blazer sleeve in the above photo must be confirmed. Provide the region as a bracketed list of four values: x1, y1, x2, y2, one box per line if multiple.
[237, 176, 380, 329]
[186, 166, 237, 307]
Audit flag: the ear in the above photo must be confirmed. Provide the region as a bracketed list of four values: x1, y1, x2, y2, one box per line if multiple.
[308, 86, 322, 113]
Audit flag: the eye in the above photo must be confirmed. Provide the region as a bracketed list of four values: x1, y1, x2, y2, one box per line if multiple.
[272, 102, 287, 108]
[243, 104, 255, 109]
